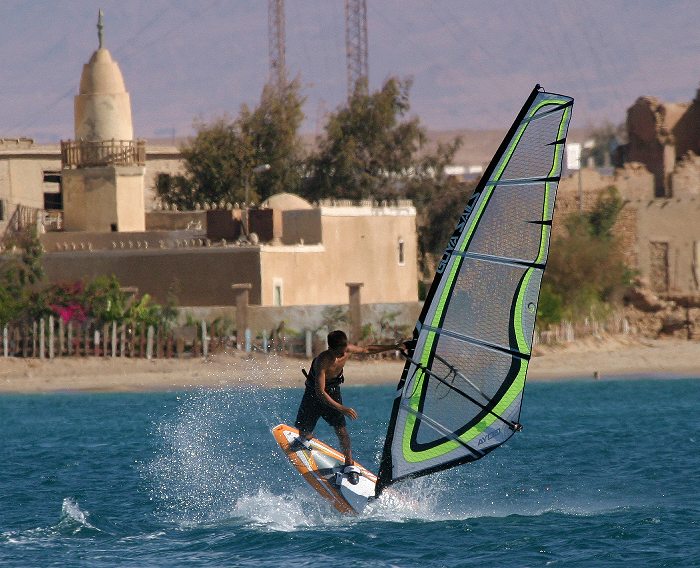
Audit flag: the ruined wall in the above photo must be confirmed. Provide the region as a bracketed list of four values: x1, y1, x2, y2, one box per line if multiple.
[625, 97, 689, 197]
[631, 197, 700, 295]
[671, 89, 700, 159]
[671, 152, 700, 197]
[554, 162, 700, 295]
[556, 165, 653, 220]
[555, 166, 644, 284]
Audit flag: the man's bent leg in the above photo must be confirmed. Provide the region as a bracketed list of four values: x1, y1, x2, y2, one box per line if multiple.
[335, 425, 353, 465]
[295, 390, 320, 445]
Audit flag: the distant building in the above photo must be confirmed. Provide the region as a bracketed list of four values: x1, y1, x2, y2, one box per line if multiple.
[621, 88, 700, 198]
[0, 15, 418, 308]
[554, 84, 700, 297]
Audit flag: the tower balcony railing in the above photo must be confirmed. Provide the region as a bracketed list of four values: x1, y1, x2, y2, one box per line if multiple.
[61, 139, 146, 169]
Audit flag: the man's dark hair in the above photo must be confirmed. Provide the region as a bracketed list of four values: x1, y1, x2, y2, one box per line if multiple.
[327, 330, 348, 350]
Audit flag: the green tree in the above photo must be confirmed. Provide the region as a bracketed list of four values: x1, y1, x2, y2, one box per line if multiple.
[543, 186, 630, 322]
[413, 177, 475, 259]
[303, 77, 463, 283]
[239, 79, 306, 201]
[156, 79, 305, 209]
[303, 78, 429, 201]
[157, 114, 255, 210]
[0, 227, 44, 322]
[588, 186, 624, 239]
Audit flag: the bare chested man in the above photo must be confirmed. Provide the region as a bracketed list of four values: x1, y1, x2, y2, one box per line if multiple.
[292, 330, 401, 484]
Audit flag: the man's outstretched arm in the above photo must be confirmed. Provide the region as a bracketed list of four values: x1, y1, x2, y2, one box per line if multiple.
[349, 341, 409, 355]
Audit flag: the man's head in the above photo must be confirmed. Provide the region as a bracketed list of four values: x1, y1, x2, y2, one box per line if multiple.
[327, 330, 348, 358]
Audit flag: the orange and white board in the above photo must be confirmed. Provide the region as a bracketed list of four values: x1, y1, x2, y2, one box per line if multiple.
[272, 424, 377, 515]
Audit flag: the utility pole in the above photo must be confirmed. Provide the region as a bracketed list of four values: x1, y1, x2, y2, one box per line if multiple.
[345, 0, 368, 100]
[268, 0, 286, 91]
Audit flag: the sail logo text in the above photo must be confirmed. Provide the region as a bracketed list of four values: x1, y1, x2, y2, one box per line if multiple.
[477, 428, 501, 446]
[436, 192, 481, 274]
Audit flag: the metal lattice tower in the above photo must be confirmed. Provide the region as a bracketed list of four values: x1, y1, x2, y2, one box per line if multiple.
[345, 0, 368, 99]
[268, 0, 286, 90]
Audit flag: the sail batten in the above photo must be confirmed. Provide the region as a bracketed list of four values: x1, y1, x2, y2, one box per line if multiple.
[452, 250, 546, 270]
[522, 100, 572, 123]
[484, 176, 560, 186]
[376, 85, 573, 496]
[417, 324, 532, 360]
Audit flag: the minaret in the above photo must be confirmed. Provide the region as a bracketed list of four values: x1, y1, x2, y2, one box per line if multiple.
[61, 10, 146, 232]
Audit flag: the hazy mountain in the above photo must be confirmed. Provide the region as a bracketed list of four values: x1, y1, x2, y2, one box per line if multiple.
[1, 0, 697, 143]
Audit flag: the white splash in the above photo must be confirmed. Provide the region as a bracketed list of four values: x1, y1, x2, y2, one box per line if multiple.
[58, 497, 100, 533]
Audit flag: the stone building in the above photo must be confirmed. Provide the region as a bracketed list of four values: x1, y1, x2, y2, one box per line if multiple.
[622, 89, 700, 198]
[61, 12, 146, 233]
[0, 14, 418, 311]
[555, 83, 700, 298]
[39, 194, 418, 307]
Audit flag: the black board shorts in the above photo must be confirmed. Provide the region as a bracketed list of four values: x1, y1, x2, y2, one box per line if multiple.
[295, 386, 346, 432]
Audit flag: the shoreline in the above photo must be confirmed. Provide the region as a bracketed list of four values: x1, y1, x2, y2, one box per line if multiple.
[0, 336, 698, 394]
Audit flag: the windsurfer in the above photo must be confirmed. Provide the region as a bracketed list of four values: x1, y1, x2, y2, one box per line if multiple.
[292, 330, 403, 485]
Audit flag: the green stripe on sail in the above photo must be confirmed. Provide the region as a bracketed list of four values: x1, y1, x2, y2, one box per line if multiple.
[401, 97, 570, 465]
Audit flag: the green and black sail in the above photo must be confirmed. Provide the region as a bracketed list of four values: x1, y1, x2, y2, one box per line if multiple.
[376, 85, 573, 495]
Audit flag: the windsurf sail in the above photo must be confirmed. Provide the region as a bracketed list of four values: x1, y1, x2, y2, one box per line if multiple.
[376, 85, 573, 495]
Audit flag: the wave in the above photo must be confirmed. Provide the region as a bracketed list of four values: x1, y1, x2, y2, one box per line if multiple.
[2, 497, 101, 546]
[145, 384, 648, 532]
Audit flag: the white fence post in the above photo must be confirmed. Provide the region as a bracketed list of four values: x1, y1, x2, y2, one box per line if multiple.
[67, 322, 73, 356]
[49, 316, 55, 359]
[39, 319, 45, 359]
[305, 330, 313, 358]
[245, 328, 252, 353]
[147, 326, 154, 360]
[201, 321, 208, 358]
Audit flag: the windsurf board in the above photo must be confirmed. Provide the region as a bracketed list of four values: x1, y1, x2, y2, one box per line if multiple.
[272, 423, 376, 515]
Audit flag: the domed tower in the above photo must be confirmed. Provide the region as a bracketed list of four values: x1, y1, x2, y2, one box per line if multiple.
[61, 11, 146, 232]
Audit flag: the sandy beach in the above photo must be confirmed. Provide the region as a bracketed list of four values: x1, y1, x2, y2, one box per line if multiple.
[0, 336, 698, 393]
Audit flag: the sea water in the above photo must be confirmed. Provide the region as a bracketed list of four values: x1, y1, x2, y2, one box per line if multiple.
[1, 375, 699, 567]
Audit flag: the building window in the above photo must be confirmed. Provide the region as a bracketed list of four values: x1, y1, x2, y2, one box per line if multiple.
[398, 238, 405, 266]
[273, 278, 283, 306]
[42, 171, 62, 210]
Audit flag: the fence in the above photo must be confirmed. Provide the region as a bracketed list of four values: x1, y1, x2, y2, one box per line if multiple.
[7, 315, 623, 358]
[60, 139, 146, 169]
[534, 315, 632, 346]
[1, 318, 318, 360]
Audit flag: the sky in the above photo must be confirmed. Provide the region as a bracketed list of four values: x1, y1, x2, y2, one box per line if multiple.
[1, 0, 698, 143]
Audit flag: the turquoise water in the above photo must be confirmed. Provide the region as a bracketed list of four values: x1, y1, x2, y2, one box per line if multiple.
[2, 376, 699, 567]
